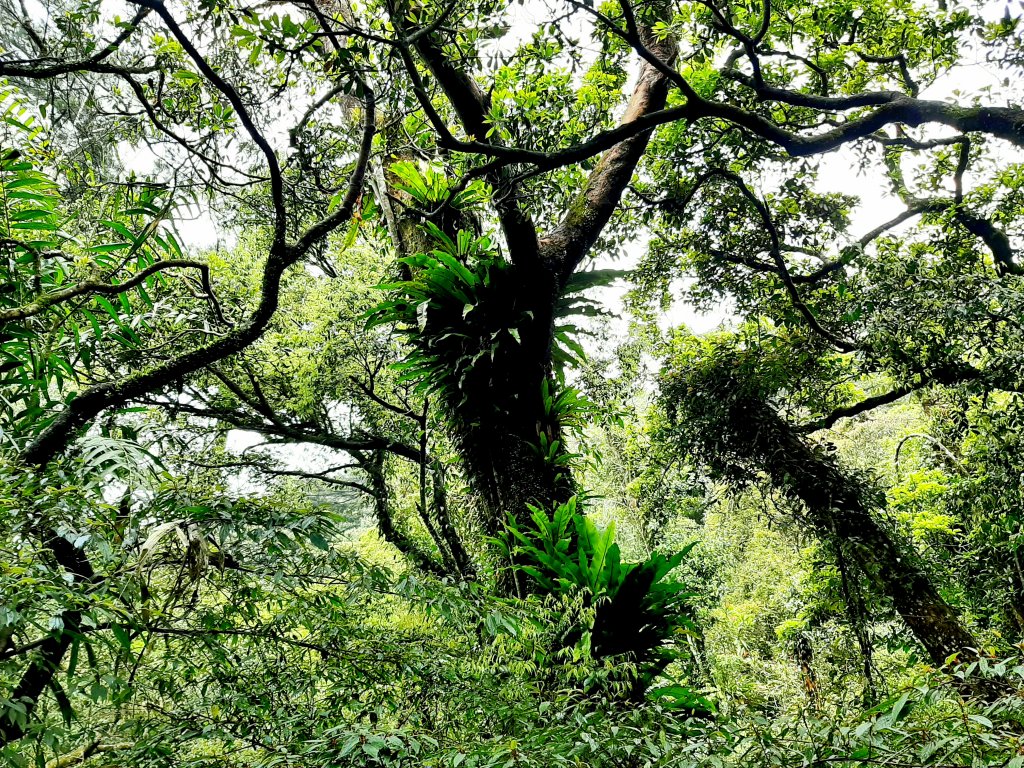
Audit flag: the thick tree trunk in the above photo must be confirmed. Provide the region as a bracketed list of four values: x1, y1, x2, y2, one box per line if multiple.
[457, 363, 573, 537]
[457, 266, 577, 539]
[383, 8, 677, 544]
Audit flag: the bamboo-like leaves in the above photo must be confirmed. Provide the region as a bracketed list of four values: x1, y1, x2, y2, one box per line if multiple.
[0, 82, 215, 441]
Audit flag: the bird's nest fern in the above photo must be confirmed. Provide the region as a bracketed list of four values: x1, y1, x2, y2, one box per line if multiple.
[365, 224, 535, 412]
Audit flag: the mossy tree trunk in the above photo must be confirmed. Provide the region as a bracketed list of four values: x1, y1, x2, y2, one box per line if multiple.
[388, 6, 676, 539]
[683, 385, 982, 669]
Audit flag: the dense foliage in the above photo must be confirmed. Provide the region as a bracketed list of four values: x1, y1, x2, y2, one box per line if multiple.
[2, 0, 1024, 765]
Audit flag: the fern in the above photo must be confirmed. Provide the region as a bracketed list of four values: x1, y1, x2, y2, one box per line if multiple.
[497, 495, 706, 708]
[389, 160, 489, 210]
[365, 227, 524, 404]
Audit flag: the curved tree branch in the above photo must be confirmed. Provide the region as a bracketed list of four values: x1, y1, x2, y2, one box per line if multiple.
[431, 94, 1024, 177]
[799, 384, 915, 432]
[540, 18, 678, 286]
[127, 0, 288, 246]
[884, 141, 1023, 277]
[799, 364, 988, 433]
[20, 78, 375, 468]
[0, 7, 154, 79]
[709, 169, 860, 352]
[0, 259, 222, 324]
[387, 4, 541, 267]
[3, 56, 375, 745]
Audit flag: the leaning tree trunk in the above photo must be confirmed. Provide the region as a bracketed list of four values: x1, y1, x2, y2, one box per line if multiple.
[742, 400, 980, 667]
[665, 376, 982, 671]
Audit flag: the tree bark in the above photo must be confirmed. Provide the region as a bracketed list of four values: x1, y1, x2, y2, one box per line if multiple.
[390, 14, 677, 539]
[677, 385, 981, 670]
[363, 451, 446, 576]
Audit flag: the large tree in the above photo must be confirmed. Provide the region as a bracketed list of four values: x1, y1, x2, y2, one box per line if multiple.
[3, 0, 1024, 748]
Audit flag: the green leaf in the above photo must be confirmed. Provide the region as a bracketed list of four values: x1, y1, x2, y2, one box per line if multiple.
[112, 625, 132, 651]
